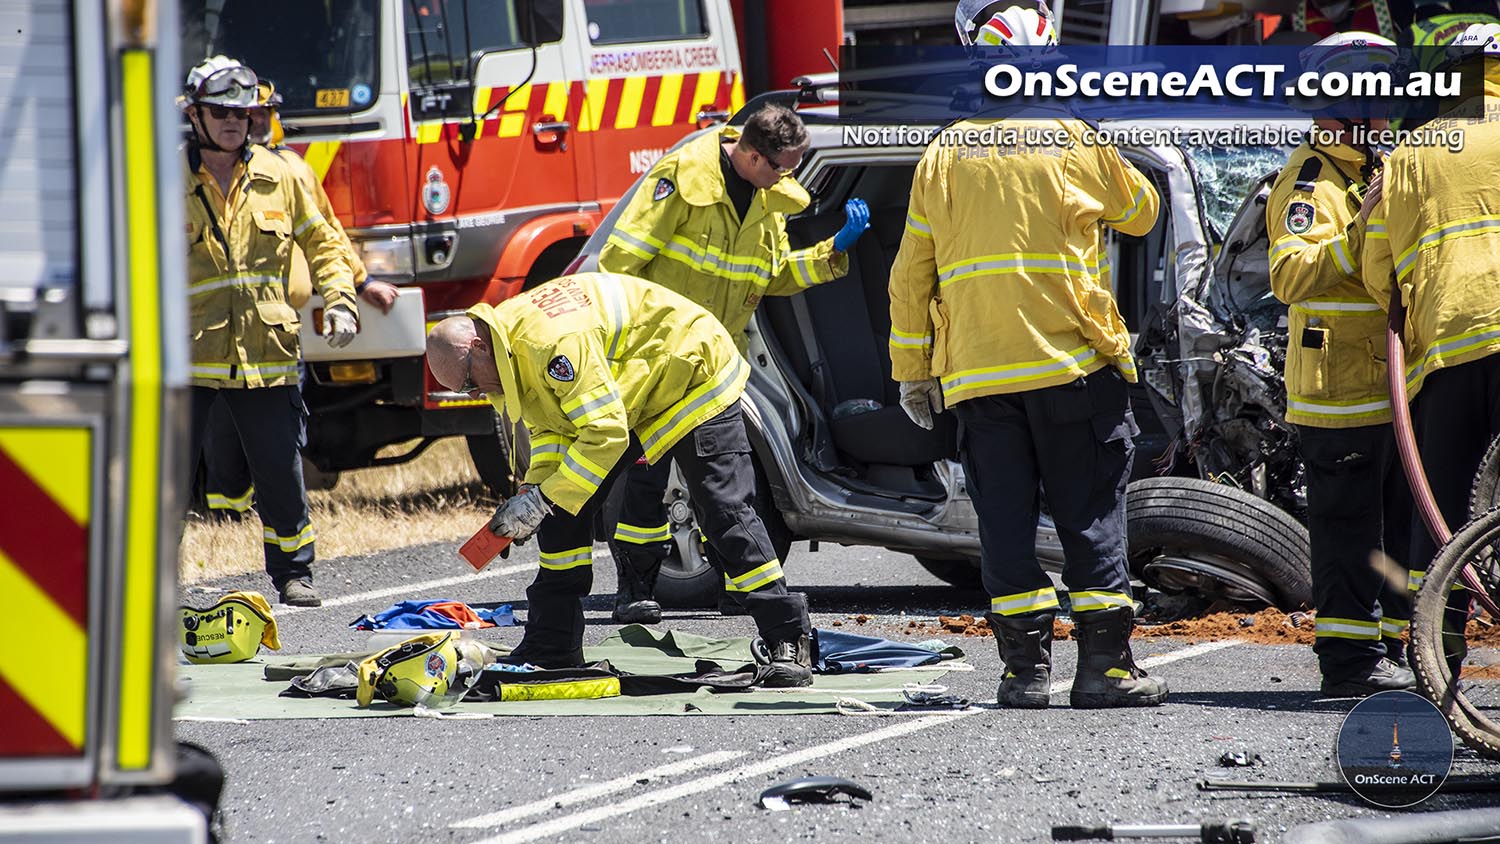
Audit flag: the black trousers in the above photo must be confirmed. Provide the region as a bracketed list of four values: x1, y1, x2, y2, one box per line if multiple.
[1409, 355, 1500, 572]
[202, 365, 307, 515]
[1408, 355, 1500, 661]
[514, 401, 807, 666]
[1296, 424, 1411, 676]
[202, 400, 255, 515]
[952, 367, 1136, 618]
[189, 385, 315, 585]
[607, 456, 675, 576]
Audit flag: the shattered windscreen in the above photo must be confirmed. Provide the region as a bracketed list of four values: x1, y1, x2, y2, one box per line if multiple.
[1183, 144, 1293, 243]
[180, 0, 380, 115]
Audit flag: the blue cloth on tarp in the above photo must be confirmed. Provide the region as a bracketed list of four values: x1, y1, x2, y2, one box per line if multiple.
[812, 628, 962, 673]
[349, 599, 515, 630]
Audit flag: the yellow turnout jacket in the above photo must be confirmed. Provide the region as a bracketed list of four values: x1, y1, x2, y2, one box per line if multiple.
[1267, 141, 1391, 427]
[185, 144, 356, 389]
[600, 126, 847, 350]
[888, 117, 1159, 402]
[469, 272, 747, 515]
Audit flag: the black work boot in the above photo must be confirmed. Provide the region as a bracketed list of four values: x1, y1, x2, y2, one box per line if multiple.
[759, 634, 813, 688]
[1320, 657, 1416, 697]
[1069, 607, 1168, 709]
[1382, 636, 1409, 669]
[611, 555, 662, 624]
[986, 612, 1054, 709]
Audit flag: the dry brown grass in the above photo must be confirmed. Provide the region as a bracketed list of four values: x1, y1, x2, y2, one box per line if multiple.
[178, 437, 496, 584]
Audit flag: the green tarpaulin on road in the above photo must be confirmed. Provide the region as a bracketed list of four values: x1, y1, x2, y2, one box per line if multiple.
[174, 626, 964, 720]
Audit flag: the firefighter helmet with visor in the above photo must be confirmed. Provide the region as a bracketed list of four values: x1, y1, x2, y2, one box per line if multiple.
[183, 55, 258, 109]
[955, 1, 1058, 49]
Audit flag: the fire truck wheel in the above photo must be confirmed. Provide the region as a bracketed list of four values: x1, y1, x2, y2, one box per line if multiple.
[466, 414, 528, 498]
[302, 455, 340, 491]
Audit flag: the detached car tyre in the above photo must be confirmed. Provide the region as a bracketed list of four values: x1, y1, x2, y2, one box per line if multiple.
[1127, 477, 1312, 611]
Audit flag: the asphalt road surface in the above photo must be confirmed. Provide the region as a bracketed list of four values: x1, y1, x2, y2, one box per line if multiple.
[178, 538, 1500, 843]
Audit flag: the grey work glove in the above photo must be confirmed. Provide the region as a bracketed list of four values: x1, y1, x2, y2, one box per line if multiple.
[898, 379, 945, 430]
[323, 304, 358, 349]
[489, 484, 552, 541]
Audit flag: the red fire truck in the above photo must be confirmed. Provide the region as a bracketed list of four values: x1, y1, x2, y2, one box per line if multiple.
[179, 0, 749, 489]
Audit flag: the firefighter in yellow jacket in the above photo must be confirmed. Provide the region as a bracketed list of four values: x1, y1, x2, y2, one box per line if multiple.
[886, 0, 1165, 710]
[200, 80, 398, 522]
[425, 273, 814, 685]
[1363, 24, 1500, 676]
[597, 104, 869, 624]
[181, 56, 357, 607]
[1268, 34, 1417, 698]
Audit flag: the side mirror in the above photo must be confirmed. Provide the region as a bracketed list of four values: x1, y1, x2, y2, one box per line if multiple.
[516, 0, 565, 47]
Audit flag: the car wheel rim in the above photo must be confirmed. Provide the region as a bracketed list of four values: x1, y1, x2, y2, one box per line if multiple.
[663, 481, 713, 578]
[1142, 550, 1279, 607]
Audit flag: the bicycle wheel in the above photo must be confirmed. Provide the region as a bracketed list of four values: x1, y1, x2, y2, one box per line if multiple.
[1411, 507, 1500, 759]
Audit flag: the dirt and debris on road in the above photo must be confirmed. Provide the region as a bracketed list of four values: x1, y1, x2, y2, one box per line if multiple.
[835, 608, 1500, 651]
[882, 609, 1318, 645]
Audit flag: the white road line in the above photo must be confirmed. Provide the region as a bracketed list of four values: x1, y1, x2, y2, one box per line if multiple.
[451, 751, 746, 829]
[469, 639, 1241, 844]
[1047, 639, 1238, 695]
[279, 561, 536, 616]
[277, 546, 617, 615]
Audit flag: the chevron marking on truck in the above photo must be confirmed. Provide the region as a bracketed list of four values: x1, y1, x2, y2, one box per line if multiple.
[303, 142, 343, 182]
[411, 72, 743, 145]
[0, 428, 91, 755]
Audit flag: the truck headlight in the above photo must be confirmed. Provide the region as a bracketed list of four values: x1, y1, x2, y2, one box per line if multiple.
[356, 237, 415, 278]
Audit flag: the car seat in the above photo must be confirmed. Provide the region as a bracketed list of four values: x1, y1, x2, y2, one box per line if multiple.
[773, 203, 957, 469]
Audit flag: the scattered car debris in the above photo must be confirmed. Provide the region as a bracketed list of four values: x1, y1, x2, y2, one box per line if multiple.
[757, 776, 872, 811]
[1218, 748, 1262, 768]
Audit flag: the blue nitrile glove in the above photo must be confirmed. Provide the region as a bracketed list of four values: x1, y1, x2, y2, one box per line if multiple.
[832, 198, 871, 253]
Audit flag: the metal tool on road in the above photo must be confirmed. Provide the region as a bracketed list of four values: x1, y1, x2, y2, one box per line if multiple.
[1199, 777, 1500, 795]
[1051, 819, 1256, 842]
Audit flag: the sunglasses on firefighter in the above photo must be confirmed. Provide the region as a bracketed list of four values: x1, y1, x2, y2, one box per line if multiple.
[204, 104, 250, 121]
[458, 348, 479, 394]
[758, 148, 799, 176]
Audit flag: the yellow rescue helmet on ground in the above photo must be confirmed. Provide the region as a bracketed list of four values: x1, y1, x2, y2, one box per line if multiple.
[356, 632, 486, 708]
[179, 591, 281, 664]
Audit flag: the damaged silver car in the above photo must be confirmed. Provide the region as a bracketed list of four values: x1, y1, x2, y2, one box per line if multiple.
[569, 81, 1314, 613]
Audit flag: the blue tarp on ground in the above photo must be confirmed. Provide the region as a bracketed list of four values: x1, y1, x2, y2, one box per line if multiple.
[349, 599, 515, 630]
[813, 628, 962, 673]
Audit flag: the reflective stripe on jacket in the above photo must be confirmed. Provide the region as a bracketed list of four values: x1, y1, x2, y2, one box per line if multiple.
[1267, 141, 1391, 428]
[887, 117, 1159, 402]
[185, 145, 356, 389]
[469, 272, 747, 515]
[600, 127, 847, 351]
[1363, 71, 1500, 396]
